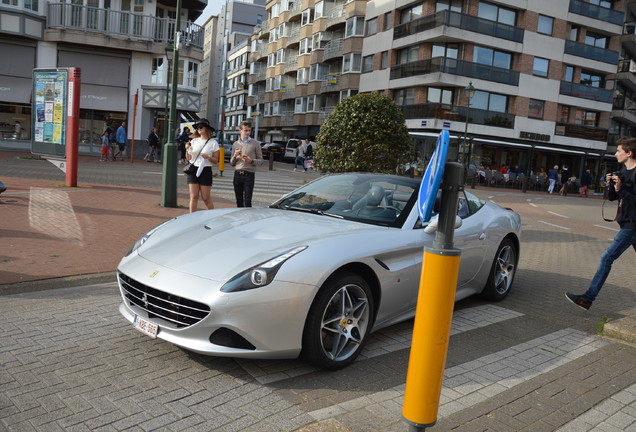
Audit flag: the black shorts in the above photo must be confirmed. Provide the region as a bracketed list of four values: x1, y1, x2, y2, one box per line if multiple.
[186, 166, 213, 186]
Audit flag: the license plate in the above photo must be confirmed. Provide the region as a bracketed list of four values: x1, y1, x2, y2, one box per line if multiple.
[133, 314, 158, 339]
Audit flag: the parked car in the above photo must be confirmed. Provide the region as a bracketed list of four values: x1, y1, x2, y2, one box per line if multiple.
[261, 141, 286, 161]
[117, 173, 521, 370]
[283, 138, 301, 162]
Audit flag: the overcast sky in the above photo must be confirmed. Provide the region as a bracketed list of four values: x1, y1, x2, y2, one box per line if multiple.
[195, 1, 224, 25]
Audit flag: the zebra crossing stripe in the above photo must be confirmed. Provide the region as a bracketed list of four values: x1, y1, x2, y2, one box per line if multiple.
[308, 328, 608, 422]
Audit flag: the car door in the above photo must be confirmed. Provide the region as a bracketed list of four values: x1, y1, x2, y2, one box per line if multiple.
[453, 191, 488, 289]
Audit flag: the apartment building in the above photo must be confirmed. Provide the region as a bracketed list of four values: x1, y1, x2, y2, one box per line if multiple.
[248, 0, 365, 143]
[0, 0, 206, 155]
[224, 40, 251, 143]
[203, 0, 266, 142]
[247, 0, 626, 179]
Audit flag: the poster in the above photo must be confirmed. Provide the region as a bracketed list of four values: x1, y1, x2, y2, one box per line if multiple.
[32, 69, 69, 157]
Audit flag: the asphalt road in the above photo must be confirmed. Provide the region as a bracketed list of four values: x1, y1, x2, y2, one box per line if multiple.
[2, 157, 635, 431]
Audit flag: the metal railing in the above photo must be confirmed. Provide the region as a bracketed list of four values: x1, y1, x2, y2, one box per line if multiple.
[555, 122, 608, 141]
[564, 40, 619, 65]
[569, 0, 624, 26]
[394, 10, 524, 43]
[559, 81, 613, 103]
[47, 2, 204, 48]
[399, 103, 514, 129]
[390, 57, 519, 86]
[324, 38, 343, 60]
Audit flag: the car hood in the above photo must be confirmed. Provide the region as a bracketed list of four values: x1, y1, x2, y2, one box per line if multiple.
[135, 207, 376, 281]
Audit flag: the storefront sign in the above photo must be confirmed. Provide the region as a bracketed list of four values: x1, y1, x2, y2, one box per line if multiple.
[520, 131, 550, 142]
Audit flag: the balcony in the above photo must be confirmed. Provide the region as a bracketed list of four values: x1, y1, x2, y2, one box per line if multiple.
[559, 81, 613, 103]
[394, 10, 524, 43]
[324, 38, 343, 61]
[321, 73, 340, 92]
[564, 40, 619, 65]
[318, 106, 335, 124]
[569, 0, 624, 26]
[400, 103, 514, 129]
[326, 5, 346, 28]
[390, 57, 519, 86]
[555, 122, 608, 141]
[47, 2, 204, 48]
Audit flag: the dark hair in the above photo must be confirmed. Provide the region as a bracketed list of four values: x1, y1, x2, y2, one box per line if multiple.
[239, 121, 252, 129]
[617, 137, 636, 158]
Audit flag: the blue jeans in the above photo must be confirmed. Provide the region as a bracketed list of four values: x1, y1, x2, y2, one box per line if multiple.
[294, 156, 305, 170]
[584, 228, 636, 302]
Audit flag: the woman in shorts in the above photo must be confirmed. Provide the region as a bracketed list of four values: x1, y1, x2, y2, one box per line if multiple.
[185, 119, 219, 212]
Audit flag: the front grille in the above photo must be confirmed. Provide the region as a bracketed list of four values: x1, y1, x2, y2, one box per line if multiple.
[119, 272, 211, 328]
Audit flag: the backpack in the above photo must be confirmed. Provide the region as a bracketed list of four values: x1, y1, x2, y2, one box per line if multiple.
[305, 144, 313, 158]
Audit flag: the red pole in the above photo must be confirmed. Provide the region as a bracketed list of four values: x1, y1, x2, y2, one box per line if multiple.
[130, 90, 138, 162]
[66, 67, 81, 187]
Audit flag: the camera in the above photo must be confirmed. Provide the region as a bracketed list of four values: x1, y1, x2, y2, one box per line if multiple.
[609, 171, 620, 184]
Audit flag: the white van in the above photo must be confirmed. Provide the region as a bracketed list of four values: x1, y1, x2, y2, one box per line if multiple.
[283, 139, 301, 162]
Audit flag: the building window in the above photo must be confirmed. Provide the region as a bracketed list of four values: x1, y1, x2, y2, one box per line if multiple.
[537, 15, 553, 35]
[474, 46, 511, 69]
[340, 89, 358, 100]
[362, 55, 374, 73]
[570, 26, 579, 41]
[398, 45, 418, 64]
[528, 99, 544, 119]
[345, 17, 365, 37]
[589, 0, 613, 8]
[24, 0, 38, 11]
[427, 87, 453, 105]
[575, 109, 598, 127]
[151, 58, 166, 84]
[297, 67, 308, 84]
[366, 17, 378, 36]
[384, 11, 392, 31]
[394, 88, 415, 105]
[400, 4, 422, 23]
[381, 51, 388, 69]
[342, 53, 362, 73]
[186, 62, 198, 88]
[580, 70, 603, 87]
[301, 9, 313, 26]
[478, 2, 516, 26]
[272, 101, 280, 115]
[313, 32, 329, 50]
[564, 66, 574, 82]
[267, 53, 275, 67]
[314, 1, 324, 19]
[295, 97, 306, 113]
[436, 0, 462, 12]
[299, 38, 312, 55]
[472, 91, 507, 113]
[533, 57, 549, 77]
[307, 95, 317, 111]
[585, 31, 607, 48]
[432, 43, 459, 59]
[257, 14, 263, 25]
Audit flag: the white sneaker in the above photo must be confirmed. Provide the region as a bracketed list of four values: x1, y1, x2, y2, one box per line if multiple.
[293, 168, 297, 172]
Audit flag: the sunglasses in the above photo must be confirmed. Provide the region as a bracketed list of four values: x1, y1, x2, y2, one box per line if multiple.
[196, 126, 207, 130]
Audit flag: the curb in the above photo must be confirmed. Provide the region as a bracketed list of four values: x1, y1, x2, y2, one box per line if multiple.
[604, 317, 636, 346]
[0, 272, 116, 296]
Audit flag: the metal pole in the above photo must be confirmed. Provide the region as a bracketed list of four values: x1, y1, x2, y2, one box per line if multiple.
[161, 0, 181, 208]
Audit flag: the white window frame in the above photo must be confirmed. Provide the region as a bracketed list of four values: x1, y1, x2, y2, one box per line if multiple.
[272, 101, 280, 115]
[307, 95, 317, 111]
[342, 53, 362, 73]
[345, 16, 365, 37]
[267, 53, 275, 67]
[299, 38, 312, 55]
[314, 1, 324, 19]
[301, 9, 313, 26]
[297, 67, 309, 84]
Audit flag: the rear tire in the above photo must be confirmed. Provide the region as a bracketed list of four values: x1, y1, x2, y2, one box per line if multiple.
[481, 238, 517, 301]
[302, 272, 374, 370]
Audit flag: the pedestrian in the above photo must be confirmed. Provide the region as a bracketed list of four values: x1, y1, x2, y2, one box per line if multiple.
[145, 127, 161, 163]
[185, 119, 219, 213]
[100, 129, 111, 161]
[547, 165, 559, 194]
[566, 138, 636, 310]
[579, 169, 592, 197]
[304, 138, 314, 171]
[231, 121, 263, 207]
[178, 126, 191, 165]
[294, 139, 308, 172]
[14, 120, 21, 137]
[105, 121, 117, 160]
[115, 121, 127, 161]
[559, 165, 569, 195]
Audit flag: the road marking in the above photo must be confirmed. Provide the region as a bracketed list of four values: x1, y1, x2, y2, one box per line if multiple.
[239, 305, 524, 385]
[28, 188, 83, 243]
[308, 329, 607, 422]
[594, 224, 619, 232]
[548, 211, 569, 218]
[538, 220, 570, 230]
[528, 202, 538, 207]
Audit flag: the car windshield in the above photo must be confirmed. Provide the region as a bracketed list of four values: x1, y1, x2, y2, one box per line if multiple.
[270, 173, 419, 227]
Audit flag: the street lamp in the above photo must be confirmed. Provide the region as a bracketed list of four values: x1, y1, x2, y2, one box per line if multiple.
[163, 42, 174, 145]
[461, 81, 476, 178]
[161, 0, 182, 208]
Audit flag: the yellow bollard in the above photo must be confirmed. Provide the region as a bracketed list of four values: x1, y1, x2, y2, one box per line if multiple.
[218, 147, 225, 175]
[402, 247, 460, 429]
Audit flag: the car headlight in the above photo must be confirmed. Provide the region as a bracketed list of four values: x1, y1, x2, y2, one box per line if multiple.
[125, 218, 175, 257]
[221, 246, 308, 292]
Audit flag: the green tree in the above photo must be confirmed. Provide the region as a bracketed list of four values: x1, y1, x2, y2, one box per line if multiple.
[315, 93, 412, 173]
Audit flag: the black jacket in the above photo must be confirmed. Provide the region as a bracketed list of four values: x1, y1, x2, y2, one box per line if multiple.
[608, 166, 636, 229]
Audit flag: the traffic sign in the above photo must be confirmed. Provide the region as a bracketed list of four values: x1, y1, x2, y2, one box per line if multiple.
[417, 130, 449, 223]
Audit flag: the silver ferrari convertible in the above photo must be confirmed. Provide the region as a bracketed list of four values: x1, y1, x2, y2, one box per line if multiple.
[117, 173, 521, 369]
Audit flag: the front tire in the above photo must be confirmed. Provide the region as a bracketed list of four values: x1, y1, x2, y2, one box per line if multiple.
[481, 238, 517, 301]
[302, 272, 374, 370]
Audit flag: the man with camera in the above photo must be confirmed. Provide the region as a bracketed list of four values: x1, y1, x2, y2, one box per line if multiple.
[566, 138, 636, 310]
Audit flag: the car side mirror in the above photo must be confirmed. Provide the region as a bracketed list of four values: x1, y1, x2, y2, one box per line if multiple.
[423, 214, 463, 234]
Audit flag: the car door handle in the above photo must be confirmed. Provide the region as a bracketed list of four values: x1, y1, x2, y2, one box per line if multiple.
[479, 233, 486, 241]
